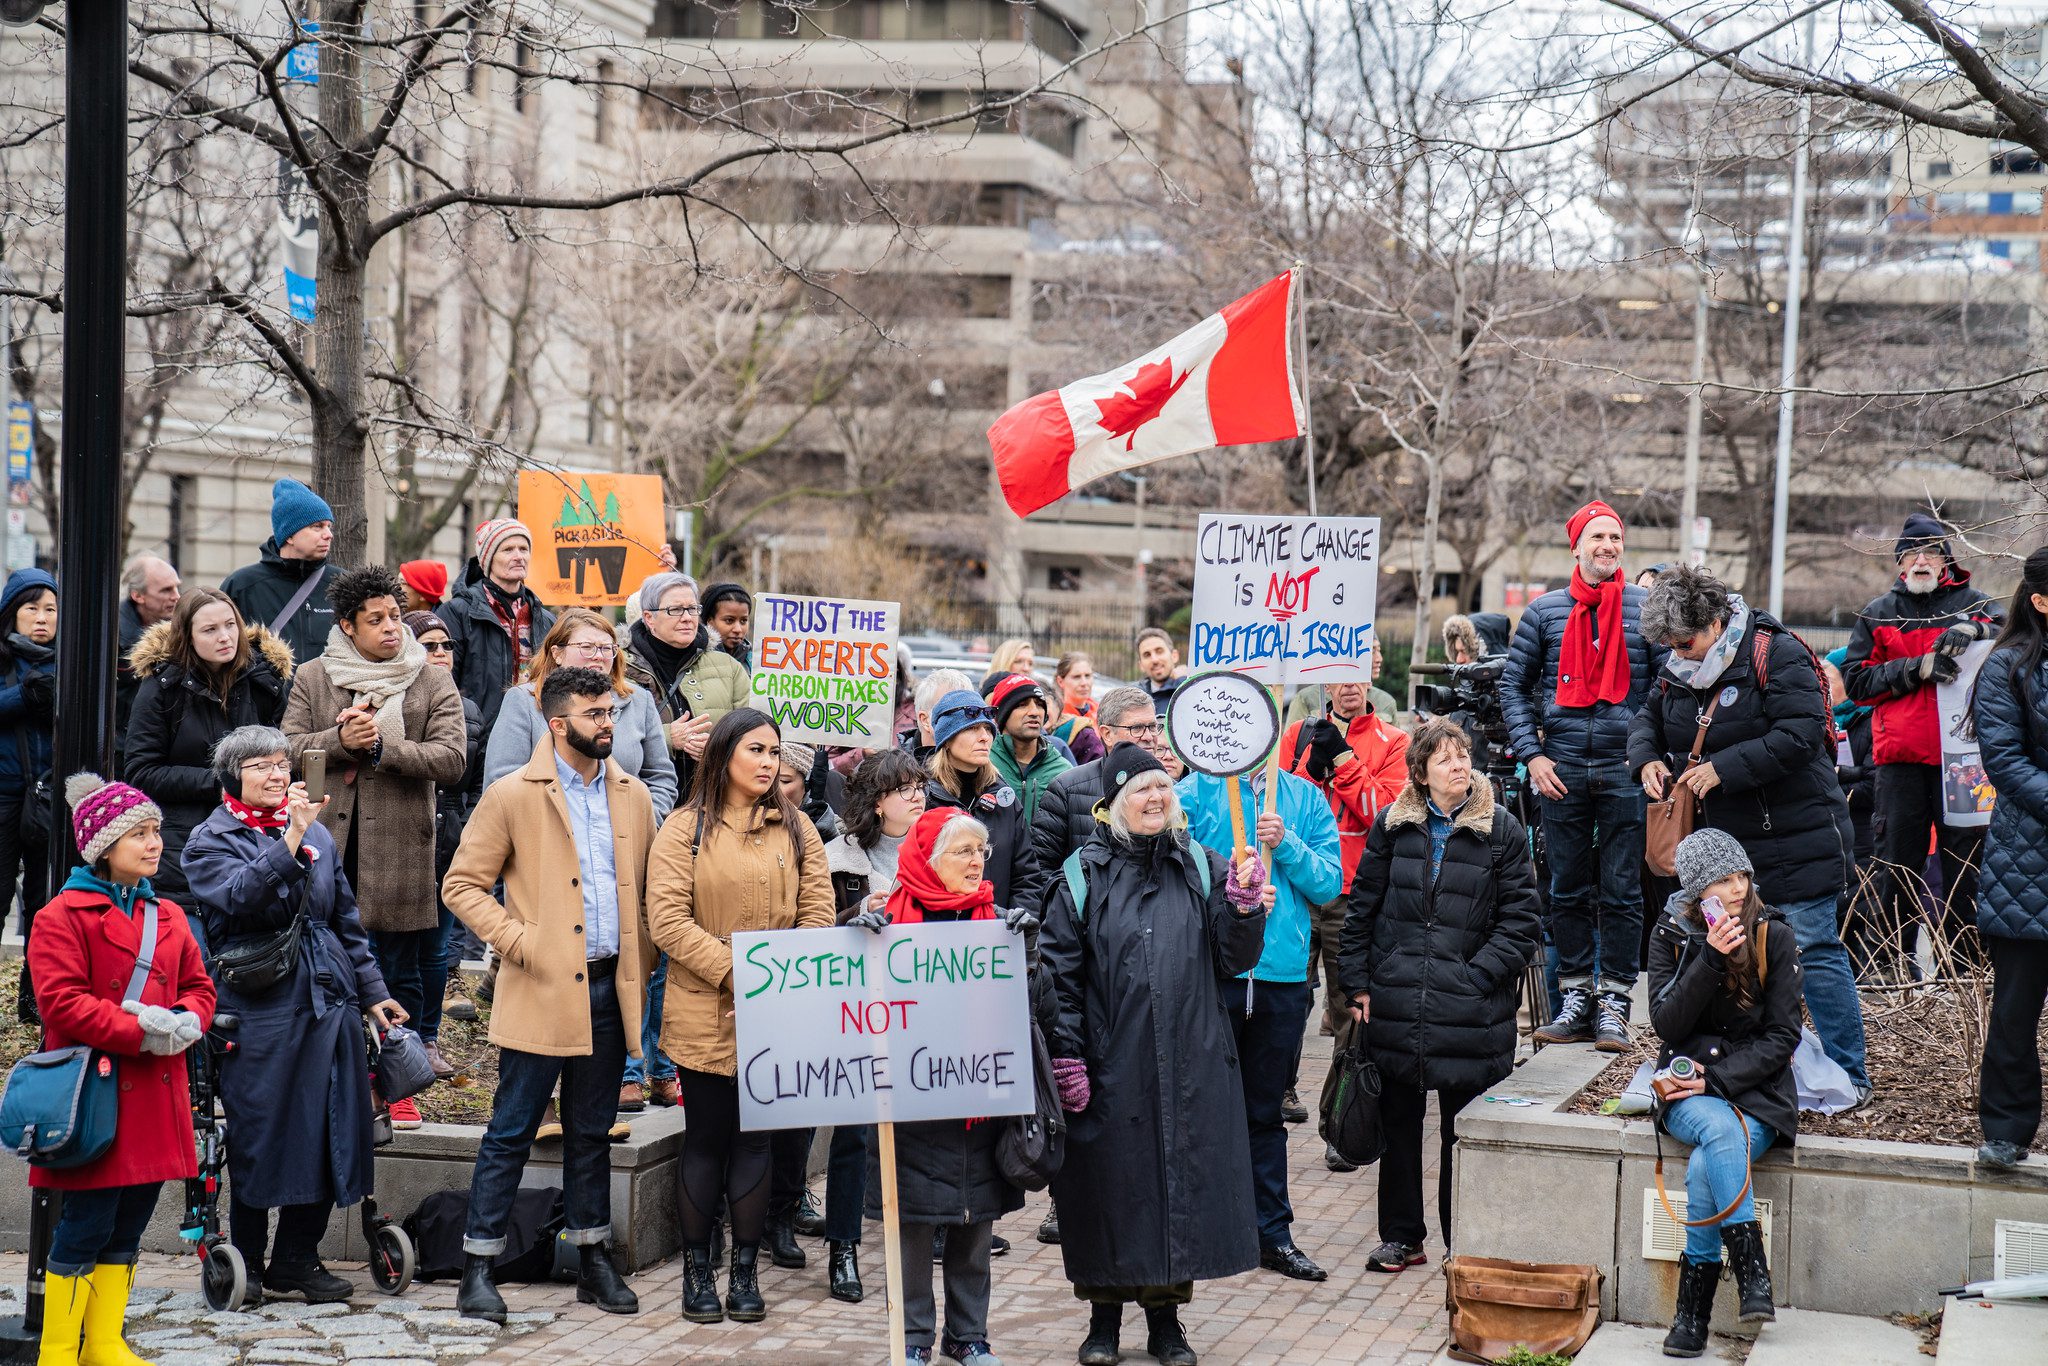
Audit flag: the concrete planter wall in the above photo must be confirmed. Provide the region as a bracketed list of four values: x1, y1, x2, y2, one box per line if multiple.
[1452, 1044, 2048, 1328]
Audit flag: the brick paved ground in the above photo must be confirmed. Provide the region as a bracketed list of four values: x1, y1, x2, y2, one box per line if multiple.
[3, 1023, 1457, 1365]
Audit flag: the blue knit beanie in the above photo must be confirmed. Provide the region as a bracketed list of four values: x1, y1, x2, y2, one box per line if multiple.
[930, 689, 997, 750]
[271, 478, 335, 547]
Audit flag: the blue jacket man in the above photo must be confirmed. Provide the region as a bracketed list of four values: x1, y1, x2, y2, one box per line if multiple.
[1178, 765, 1342, 1280]
[1500, 500, 1666, 1051]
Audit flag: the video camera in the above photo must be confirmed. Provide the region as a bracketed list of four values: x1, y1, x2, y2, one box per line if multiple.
[1410, 657, 1514, 778]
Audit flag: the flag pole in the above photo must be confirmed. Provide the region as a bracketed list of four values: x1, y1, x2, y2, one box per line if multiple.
[1293, 262, 1318, 515]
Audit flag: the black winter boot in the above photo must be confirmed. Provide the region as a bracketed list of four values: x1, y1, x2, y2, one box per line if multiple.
[1077, 1302, 1120, 1366]
[1593, 991, 1632, 1053]
[827, 1241, 863, 1303]
[1661, 1255, 1719, 1357]
[576, 1243, 638, 1314]
[766, 1211, 807, 1269]
[1145, 1304, 1198, 1365]
[1720, 1220, 1774, 1322]
[457, 1254, 507, 1324]
[263, 1252, 353, 1304]
[1534, 986, 1595, 1044]
[681, 1242, 722, 1323]
[726, 1244, 766, 1322]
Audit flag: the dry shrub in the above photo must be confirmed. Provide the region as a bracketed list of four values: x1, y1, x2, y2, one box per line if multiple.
[776, 529, 944, 623]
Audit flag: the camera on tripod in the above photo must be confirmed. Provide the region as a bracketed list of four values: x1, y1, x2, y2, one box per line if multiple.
[1411, 657, 1514, 777]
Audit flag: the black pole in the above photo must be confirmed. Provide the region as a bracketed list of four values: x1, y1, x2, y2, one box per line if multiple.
[0, 3, 128, 1357]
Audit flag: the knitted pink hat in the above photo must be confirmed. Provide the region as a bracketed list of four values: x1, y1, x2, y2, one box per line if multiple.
[66, 773, 163, 867]
[475, 518, 533, 578]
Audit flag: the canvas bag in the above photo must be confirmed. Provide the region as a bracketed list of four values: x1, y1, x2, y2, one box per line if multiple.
[1444, 1255, 1603, 1363]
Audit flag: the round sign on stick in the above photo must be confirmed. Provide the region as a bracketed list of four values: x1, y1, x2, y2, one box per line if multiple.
[1168, 670, 1281, 778]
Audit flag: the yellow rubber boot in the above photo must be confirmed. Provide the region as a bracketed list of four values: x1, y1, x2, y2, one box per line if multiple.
[34, 1271, 88, 1366]
[78, 1264, 154, 1366]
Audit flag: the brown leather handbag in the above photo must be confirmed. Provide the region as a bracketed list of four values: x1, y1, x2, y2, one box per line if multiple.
[1644, 694, 1720, 877]
[1444, 1255, 1603, 1363]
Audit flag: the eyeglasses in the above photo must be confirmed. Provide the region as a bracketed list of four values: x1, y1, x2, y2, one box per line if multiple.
[942, 845, 993, 863]
[421, 641, 455, 654]
[565, 642, 618, 658]
[886, 783, 926, 802]
[576, 707, 620, 724]
[1107, 721, 1162, 740]
[240, 759, 292, 776]
[646, 604, 702, 619]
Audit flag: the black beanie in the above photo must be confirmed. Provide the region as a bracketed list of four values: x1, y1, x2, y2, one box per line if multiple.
[1102, 741, 1165, 797]
[1894, 512, 1953, 567]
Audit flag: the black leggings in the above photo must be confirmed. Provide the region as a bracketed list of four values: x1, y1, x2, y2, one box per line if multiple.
[229, 1199, 333, 1272]
[677, 1067, 771, 1248]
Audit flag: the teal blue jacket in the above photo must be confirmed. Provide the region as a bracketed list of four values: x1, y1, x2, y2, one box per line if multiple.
[1175, 769, 1343, 984]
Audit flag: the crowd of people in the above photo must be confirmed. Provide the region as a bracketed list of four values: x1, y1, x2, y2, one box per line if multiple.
[14, 477, 2048, 1366]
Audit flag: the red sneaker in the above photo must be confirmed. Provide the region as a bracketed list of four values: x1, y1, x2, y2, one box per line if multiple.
[389, 1098, 423, 1130]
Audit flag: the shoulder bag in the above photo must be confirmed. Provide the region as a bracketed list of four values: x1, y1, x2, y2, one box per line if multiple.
[268, 565, 328, 637]
[1444, 1255, 1603, 1363]
[0, 898, 159, 1167]
[995, 1015, 1066, 1191]
[1318, 1015, 1385, 1167]
[1645, 693, 1720, 877]
[211, 875, 310, 996]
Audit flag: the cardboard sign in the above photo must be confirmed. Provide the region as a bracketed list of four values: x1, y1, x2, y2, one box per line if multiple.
[515, 470, 668, 607]
[751, 593, 901, 746]
[1937, 640, 1995, 828]
[1188, 513, 1380, 685]
[1168, 671, 1279, 777]
[731, 923, 1034, 1131]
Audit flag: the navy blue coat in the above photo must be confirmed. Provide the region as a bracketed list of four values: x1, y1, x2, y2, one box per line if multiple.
[1972, 647, 2048, 942]
[182, 807, 389, 1209]
[1501, 584, 1666, 767]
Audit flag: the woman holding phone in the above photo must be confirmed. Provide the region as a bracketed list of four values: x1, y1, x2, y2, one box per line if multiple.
[1648, 828, 1803, 1357]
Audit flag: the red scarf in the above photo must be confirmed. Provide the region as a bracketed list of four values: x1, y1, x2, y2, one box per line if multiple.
[1556, 566, 1632, 708]
[222, 792, 288, 830]
[885, 808, 997, 925]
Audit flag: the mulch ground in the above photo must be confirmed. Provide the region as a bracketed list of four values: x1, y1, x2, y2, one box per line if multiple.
[1565, 980, 2048, 1151]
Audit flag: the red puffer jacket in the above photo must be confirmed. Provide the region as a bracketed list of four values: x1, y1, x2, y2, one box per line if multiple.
[25, 886, 216, 1191]
[1280, 709, 1411, 893]
[1843, 572, 2002, 767]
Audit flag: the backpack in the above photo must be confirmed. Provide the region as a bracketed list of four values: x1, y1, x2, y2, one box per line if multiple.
[405, 1188, 571, 1282]
[1060, 844, 1211, 922]
[1749, 623, 1840, 751]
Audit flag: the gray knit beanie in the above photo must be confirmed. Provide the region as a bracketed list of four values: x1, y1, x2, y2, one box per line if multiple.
[780, 740, 816, 777]
[1674, 827, 1754, 900]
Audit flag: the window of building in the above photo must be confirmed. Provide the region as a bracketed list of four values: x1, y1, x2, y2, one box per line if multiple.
[1991, 142, 2044, 175]
[1928, 160, 1952, 178]
[594, 59, 615, 144]
[1047, 566, 1082, 592]
[512, 29, 534, 113]
[2017, 190, 2044, 214]
[167, 475, 197, 573]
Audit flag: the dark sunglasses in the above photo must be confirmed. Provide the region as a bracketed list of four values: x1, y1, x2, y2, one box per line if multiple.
[941, 704, 999, 725]
[421, 640, 455, 654]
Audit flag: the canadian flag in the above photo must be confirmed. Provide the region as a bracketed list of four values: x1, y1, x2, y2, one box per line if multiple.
[986, 271, 1305, 517]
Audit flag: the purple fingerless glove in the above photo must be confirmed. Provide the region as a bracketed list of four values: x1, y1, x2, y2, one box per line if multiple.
[1225, 854, 1268, 911]
[1052, 1057, 1091, 1113]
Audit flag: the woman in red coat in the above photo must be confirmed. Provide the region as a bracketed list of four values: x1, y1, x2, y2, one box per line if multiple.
[27, 772, 215, 1366]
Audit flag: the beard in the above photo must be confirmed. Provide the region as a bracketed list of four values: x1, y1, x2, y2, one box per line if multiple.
[567, 727, 614, 760]
[1902, 568, 1941, 596]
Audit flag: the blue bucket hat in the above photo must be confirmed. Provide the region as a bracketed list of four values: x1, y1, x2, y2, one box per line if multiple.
[930, 689, 998, 750]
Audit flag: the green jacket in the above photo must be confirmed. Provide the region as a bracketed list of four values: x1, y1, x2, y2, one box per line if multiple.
[992, 734, 1073, 827]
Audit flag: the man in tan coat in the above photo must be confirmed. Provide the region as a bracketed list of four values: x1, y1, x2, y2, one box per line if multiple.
[443, 666, 655, 1324]
[282, 565, 466, 1094]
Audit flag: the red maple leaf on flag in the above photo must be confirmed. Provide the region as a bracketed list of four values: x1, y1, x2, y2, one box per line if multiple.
[1096, 358, 1192, 451]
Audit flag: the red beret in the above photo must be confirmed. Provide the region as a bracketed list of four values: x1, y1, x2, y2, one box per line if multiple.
[399, 559, 449, 605]
[1567, 500, 1623, 549]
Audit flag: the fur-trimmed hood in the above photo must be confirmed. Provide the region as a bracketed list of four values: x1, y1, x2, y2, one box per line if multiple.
[127, 619, 294, 684]
[1384, 774, 1495, 836]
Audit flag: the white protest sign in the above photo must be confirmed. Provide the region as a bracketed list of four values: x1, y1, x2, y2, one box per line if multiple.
[1168, 671, 1279, 777]
[751, 593, 900, 747]
[1189, 513, 1380, 685]
[1937, 639, 1995, 828]
[732, 922, 1033, 1131]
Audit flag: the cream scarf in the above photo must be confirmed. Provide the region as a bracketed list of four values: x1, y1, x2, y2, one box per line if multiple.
[319, 624, 428, 749]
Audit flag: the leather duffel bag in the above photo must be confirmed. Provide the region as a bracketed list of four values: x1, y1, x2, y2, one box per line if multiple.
[1444, 1254, 1602, 1363]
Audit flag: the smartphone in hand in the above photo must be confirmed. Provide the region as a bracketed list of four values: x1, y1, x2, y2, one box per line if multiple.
[1700, 895, 1725, 928]
[304, 750, 327, 806]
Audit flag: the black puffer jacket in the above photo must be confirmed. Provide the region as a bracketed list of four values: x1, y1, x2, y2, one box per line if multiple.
[220, 540, 348, 667]
[434, 560, 555, 737]
[1501, 583, 1665, 767]
[122, 622, 294, 903]
[434, 693, 487, 884]
[925, 771, 1045, 915]
[1028, 758, 1104, 900]
[1336, 780, 1542, 1094]
[1625, 614, 1853, 906]
[1647, 897, 1803, 1145]
[1972, 646, 2048, 942]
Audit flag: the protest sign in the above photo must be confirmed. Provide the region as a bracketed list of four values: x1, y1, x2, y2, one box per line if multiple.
[514, 470, 668, 607]
[1169, 671, 1279, 778]
[751, 593, 901, 746]
[1188, 513, 1381, 685]
[1937, 640, 1996, 828]
[731, 922, 1033, 1132]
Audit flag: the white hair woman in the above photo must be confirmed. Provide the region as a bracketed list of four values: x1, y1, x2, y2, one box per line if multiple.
[1038, 743, 1274, 1366]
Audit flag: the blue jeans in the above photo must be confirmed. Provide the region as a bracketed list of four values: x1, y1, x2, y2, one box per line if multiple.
[47, 1183, 161, 1276]
[1540, 762, 1645, 994]
[464, 970, 628, 1255]
[622, 952, 675, 1087]
[1228, 978, 1312, 1248]
[1775, 893, 1869, 1089]
[1663, 1096, 1776, 1261]
[825, 1125, 871, 1244]
[419, 905, 455, 1044]
[371, 926, 436, 1033]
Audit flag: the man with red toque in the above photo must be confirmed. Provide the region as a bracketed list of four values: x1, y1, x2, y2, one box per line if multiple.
[1502, 501, 1667, 1050]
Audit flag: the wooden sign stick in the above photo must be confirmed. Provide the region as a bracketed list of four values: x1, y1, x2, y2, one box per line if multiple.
[1259, 683, 1286, 872]
[878, 1120, 908, 1365]
[1226, 774, 1249, 861]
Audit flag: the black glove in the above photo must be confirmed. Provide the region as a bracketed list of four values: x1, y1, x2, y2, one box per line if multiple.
[1302, 719, 1349, 783]
[1930, 652, 1961, 684]
[18, 672, 54, 721]
[1934, 623, 1980, 657]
